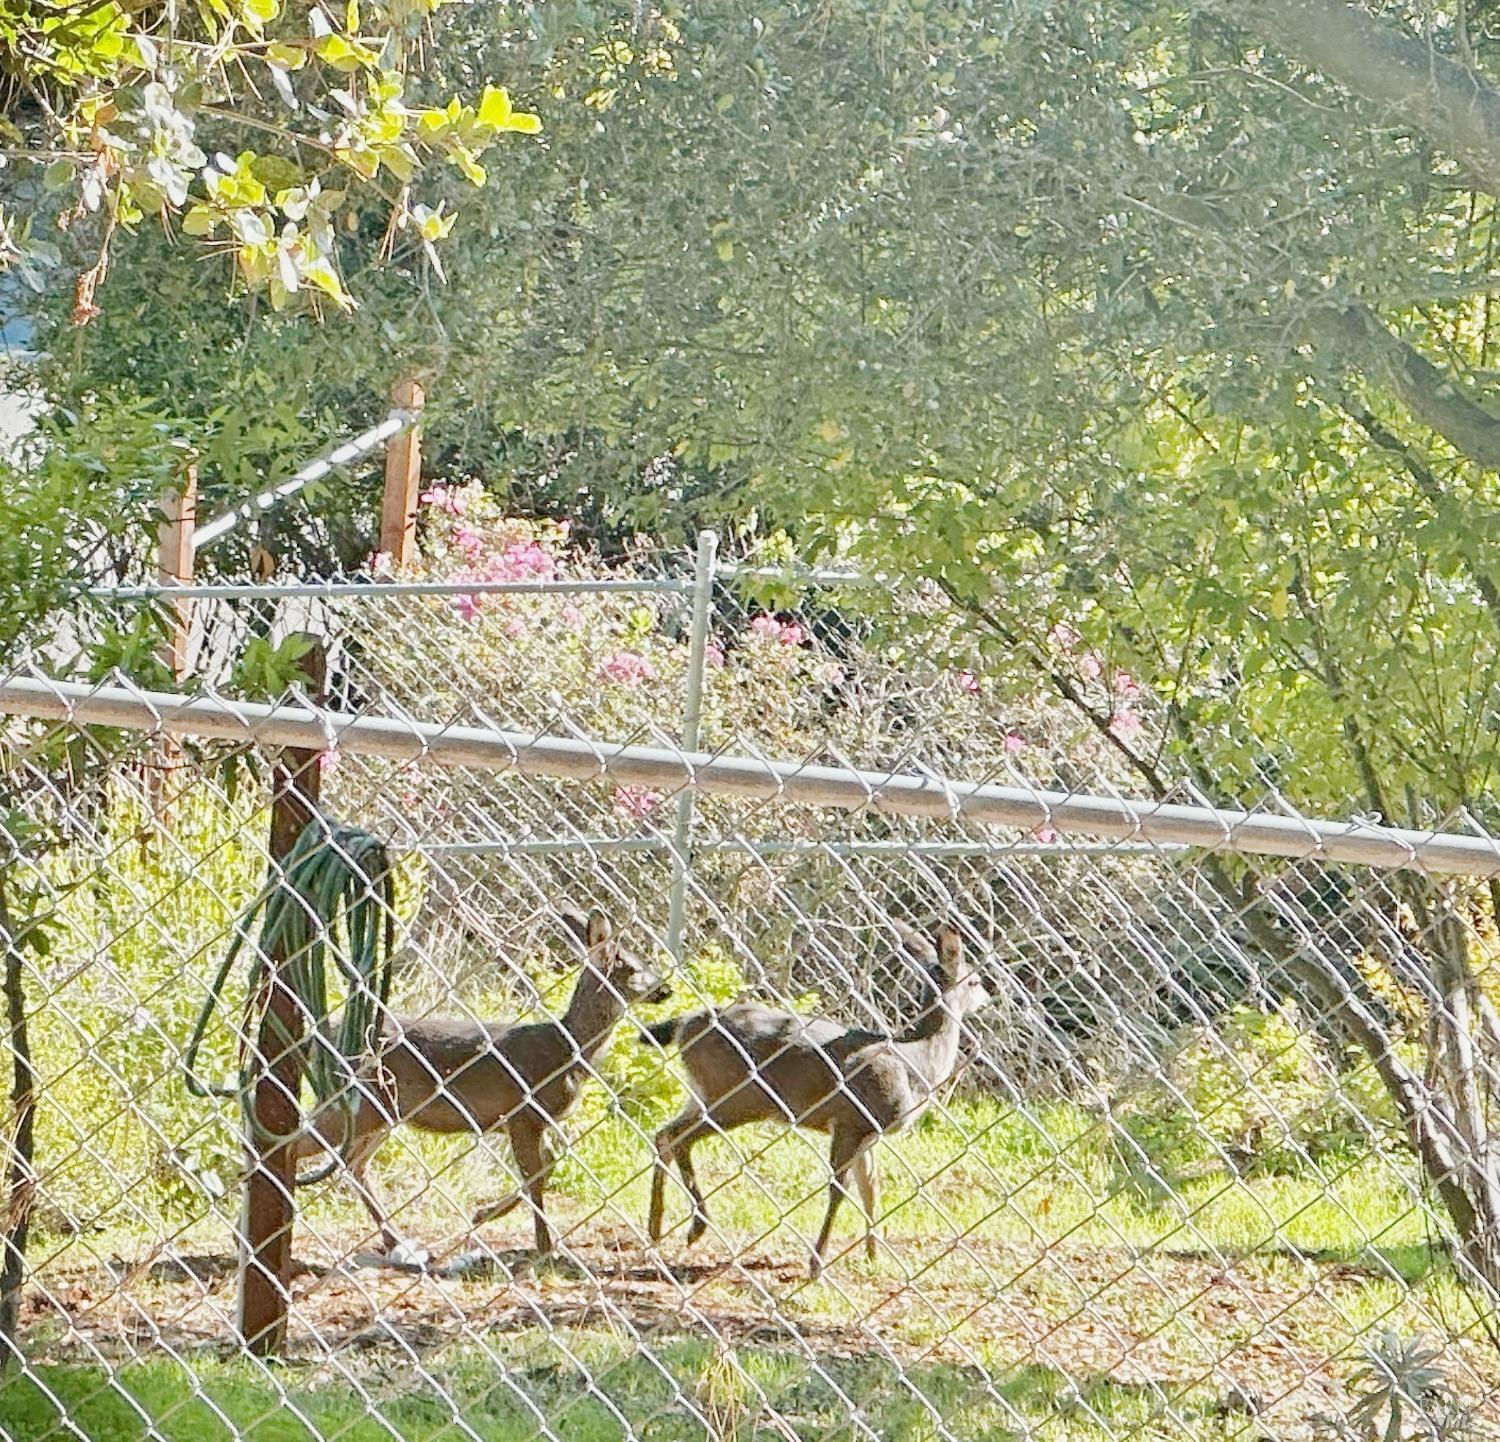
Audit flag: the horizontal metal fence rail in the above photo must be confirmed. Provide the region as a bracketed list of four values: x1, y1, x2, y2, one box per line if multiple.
[192, 409, 419, 554]
[5, 674, 1499, 875]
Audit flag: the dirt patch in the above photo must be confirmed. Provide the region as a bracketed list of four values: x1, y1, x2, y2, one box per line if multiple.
[15, 1224, 1500, 1440]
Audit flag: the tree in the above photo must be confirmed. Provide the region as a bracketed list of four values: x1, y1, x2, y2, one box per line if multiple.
[0, 0, 539, 317]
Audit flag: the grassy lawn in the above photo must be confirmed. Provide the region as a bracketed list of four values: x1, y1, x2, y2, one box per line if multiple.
[5, 1095, 1495, 1442]
[0, 1334, 1230, 1442]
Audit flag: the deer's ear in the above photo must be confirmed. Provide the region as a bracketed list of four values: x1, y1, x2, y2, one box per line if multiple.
[586, 909, 614, 951]
[893, 922, 938, 966]
[935, 925, 964, 982]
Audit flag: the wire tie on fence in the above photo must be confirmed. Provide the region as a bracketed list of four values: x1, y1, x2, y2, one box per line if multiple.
[107, 666, 168, 736]
[736, 733, 789, 802]
[199, 680, 258, 743]
[380, 692, 433, 761]
[821, 743, 872, 809]
[909, 757, 964, 822]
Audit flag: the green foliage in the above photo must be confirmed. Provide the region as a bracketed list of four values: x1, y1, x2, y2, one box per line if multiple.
[1115, 1006, 1398, 1183]
[0, 391, 168, 650]
[1, 1, 541, 315]
[24, 789, 269, 1223]
[48, 0, 1500, 830]
[230, 633, 317, 701]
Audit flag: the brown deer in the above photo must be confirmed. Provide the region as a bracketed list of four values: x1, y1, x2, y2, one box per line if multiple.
[640, 922, 991, 1277]
[293, 907, 670, 1260]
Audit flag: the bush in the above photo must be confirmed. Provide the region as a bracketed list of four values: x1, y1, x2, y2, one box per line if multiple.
[1114, 1005, 1399, 1180]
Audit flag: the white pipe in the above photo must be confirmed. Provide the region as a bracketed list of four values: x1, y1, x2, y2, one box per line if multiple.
[192, 411, 414, 553]
[91, 578, 694, 601]
[666, 529, 719, 961]
[4, 676, 1498, 876]
[418, 837, 1188, 859]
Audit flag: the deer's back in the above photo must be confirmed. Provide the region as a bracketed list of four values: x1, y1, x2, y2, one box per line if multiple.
[374, 1015, 577, 1133]
[676, 1005, 888, 1131]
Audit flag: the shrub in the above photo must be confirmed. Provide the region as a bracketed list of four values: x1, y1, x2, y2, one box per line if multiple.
[1114, 1004, 1399, 1179]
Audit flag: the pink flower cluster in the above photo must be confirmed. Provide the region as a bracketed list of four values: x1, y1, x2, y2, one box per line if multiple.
[487, 539, 557, 583]
[452, 525, 487, 562]
[614, 785, 661, 820]
[749, 614, 807, 646]
[420, 484, 467, 516]
[599, 651, 655, 687]
[704, 640, 726, 668]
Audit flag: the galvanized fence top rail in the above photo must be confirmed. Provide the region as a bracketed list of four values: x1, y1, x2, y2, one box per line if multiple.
[5, 674, 1500, 876]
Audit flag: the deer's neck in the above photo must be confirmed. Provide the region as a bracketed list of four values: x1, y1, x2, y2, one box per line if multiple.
[895, 999, 966, 1090]
[561, 975, 626, 1061]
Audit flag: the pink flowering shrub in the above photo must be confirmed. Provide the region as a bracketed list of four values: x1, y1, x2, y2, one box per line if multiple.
[419, 484, 467, 516]
[749, 614, 807, 646]
[599, 651, 655, 687]
[343, 500, 1156, 870]
[613, 785, 662, 820]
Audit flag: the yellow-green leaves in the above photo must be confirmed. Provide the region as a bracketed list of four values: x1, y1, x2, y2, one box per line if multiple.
[477, 84, 542, 135]
[240, 0, 280, 27]
[2, 0, 540, 318]
[409, 203, 456, 242]
[413, 86, 541, 190]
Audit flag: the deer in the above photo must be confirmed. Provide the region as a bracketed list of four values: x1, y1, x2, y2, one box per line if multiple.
[291, 907, 671, 1261]
[639, 921, 991, 1277]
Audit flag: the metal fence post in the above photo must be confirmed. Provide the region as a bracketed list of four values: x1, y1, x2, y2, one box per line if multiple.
[666, 530, 719, 966]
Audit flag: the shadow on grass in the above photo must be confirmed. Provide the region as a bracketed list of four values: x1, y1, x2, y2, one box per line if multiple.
[0, 1336, 1223, 1442]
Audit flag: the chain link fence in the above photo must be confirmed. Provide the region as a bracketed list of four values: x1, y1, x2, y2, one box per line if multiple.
[2, 543, 1499, 1442]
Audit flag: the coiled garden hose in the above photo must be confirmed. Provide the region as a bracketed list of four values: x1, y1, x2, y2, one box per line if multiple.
[184, 816, 396, 1185]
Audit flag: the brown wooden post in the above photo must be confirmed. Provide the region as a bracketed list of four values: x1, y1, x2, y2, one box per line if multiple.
[157, 463, 197, 678]
[378, 379, 425, 568]
[150, 465, 197, 819]
[237, 637, 326, 1356]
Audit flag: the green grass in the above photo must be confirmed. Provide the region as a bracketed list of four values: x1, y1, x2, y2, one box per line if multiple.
[13, 1091, 1492, 1442]
[0, 1334, 1233, 1442]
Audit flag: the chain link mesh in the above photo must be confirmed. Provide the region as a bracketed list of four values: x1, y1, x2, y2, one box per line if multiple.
[1, 557, 1498, 1442]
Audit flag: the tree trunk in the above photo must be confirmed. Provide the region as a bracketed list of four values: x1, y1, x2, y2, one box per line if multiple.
[0, 877, 36, 1366]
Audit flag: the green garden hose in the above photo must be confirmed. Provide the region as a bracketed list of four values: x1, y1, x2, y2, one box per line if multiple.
[184, 817, 397, 1185]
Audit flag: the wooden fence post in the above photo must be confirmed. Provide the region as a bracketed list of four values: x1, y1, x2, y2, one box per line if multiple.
[237, 637, 326, 1357]
[378, 379, 425, 568]
[157, 463, 197, 678]
[150, 465, 197, 820]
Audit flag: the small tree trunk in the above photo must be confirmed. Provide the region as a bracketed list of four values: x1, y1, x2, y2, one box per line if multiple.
[0, 878, 36, 1366]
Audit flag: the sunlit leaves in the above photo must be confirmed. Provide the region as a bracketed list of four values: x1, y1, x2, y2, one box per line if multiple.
[1, 0, 542, 315]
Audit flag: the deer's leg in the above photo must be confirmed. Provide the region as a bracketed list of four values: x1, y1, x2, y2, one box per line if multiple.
[343, 1128, 402, 1256]
[853, 1148, 879, 1263]
[651, 1107, 714, 1246]
[473, 1125, 558, 1228]
[812, 1124, 869, 1279]
[508, 1117, 556, 1255]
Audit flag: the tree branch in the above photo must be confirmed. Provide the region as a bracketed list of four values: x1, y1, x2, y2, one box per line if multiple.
[1236, 0, 1500, 197]
[1310, 305, 1500, 473]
